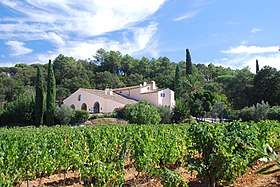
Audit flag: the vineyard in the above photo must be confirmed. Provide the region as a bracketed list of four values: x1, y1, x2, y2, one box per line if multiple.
[1, 121, 280, 186]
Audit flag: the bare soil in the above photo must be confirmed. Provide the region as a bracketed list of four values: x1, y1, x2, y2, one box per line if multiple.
[19, 161, 280, 187]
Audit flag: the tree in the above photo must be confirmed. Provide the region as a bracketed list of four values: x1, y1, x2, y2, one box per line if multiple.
[35, 67, 44, 126]
[172, 98, 188, 123]
[174, 65, 183, 99]
[0, 94, 35, 126]
[186, 48, 192, 75]
[189, 90, 217, 120]
[256, 59, 259, 74]
[123, 100, 161, 124]
[252, 66, 280, 106]
[45, 60, 56, 126]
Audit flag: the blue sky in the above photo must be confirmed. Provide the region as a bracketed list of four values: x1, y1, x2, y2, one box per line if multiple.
[0, 0, 279, 71]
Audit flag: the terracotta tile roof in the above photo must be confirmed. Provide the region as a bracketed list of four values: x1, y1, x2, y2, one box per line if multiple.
[81, 88, 137, 105]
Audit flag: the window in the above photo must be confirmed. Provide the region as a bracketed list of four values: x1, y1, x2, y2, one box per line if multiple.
[160, 93, 165, 97]
[78, 94, 82, 101]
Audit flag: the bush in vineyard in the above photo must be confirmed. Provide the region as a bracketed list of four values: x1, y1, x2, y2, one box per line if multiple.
[157, 105, 172, 124]
[123, 100, 161, 124]
[70, 109, 89, 124]
[267, 106, 280, 121]
[0, 93, 35, 126]
[54, 105, 75, 125]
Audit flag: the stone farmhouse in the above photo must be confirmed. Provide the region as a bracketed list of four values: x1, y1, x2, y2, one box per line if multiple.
[63, 81, 175, 113]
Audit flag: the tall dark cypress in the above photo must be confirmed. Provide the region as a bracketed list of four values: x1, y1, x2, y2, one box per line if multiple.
[45, 60, 56, 126]
[256, 59, 259, 74]
[186, 48, 192, 75]
[35, 67, 44, 126]
[174, 64, 182, 99]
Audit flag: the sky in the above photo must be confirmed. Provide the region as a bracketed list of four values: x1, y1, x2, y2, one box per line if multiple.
[0, 0, 279, 72]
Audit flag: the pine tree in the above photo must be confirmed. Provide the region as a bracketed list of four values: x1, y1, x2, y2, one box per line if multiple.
[256, 59, 259, 74]
[45, 60, 56, 126]
[35, 67, 44, 126]
[186, 48, 192, 75]
[174, 64, 182, 99]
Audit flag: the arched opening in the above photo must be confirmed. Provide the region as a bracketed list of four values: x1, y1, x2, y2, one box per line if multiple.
[78, 94, 82, 101]
[93, 102, 100, 113]
[70, 104, 75, 109]
[81, 103, 87, 111]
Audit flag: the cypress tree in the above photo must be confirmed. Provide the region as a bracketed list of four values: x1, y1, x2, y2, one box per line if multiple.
[35, 67, 44, 126]
[256, 59, 259, 74]
[186, 48, 192, 75]
[45, 60, 56, 126]
[174, 64, 182, 99]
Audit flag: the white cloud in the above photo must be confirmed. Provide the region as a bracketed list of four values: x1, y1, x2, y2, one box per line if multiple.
[0, 0, 165, 61]
[173, 0, 215, 21]
[0, 0, 165, 37]
[32, 22, 159, 63]
[5, 41, 32, 56]
[251, 28, 261, 34]
[222, 45, 279, 54]
[173, 11, 199, 21]
[217, 45, 280, 72]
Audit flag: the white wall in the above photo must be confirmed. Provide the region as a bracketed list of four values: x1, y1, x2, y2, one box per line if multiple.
[63, 89, 125, 113]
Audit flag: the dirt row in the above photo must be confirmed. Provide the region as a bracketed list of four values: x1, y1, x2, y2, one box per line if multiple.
[19, 162, 280, 187]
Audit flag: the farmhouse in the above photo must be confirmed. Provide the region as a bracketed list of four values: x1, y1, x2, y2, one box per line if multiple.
[63, 81, 175, 113]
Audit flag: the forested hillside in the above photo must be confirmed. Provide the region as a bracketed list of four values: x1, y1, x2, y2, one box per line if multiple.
[1, 48, 280, 125]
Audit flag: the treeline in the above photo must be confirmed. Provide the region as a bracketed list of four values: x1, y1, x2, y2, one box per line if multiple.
[1, 48, 280, 124]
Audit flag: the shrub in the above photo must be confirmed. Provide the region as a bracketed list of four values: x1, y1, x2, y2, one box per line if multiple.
[172, 99, 188, 123]
[225, 110, 240, 121]
[54, 105, 75, 125]
[124, 100, 161, 124]
[0, 94, 35, 126]
[157, 105, 172, 124]
[239, 106, 255, 122]
[267, 106, 280, 121]
[71, 110, 89, 124]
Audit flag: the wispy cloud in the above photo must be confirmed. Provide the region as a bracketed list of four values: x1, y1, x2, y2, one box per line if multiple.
[5, 41, 32, 56]
[173, 0, 215, 21]
[0, 0, 166, 62]
[217, 45, 280, 72]
[222, 45, 279, 54]
[251, 28, 261, 34]
[173, 11, 199, 21]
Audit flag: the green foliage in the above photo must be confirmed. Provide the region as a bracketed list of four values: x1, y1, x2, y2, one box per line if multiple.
[253, 143, 280, 175]
[239, 106, 255, 122]
[157, 105, 172, 124]
[35, 67, 44, 126]
[123, 100, 161, 124]
[172, 98, 188, 123]
[188, 121, 265, 186]
[45, 60, 56, 126]
[0, 94, 35, 126]
[54, 105, 75, 125]
[239, 101, 270, 122]
[267, 106, 280, 121]
[186, 48, 192, 75]
[252, 66, 280, 106]
[256, 59, 259, 74]
[1, 121, 280, 186]
[94, 71, 125, 89]
[189, 90, 217, 119]
[0, 124, 192, 186]
[71, 110, 89, 124]
[174, 65, 183, 99]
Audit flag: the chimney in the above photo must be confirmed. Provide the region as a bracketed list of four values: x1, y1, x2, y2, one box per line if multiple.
[151, 81, 156, 90]
[104, 88, 109, 94]
[109, 89, 113, 95]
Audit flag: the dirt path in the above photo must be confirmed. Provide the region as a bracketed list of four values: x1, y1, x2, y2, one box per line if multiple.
[19, 164, 280, 187]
